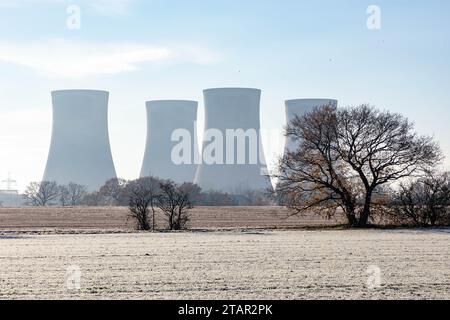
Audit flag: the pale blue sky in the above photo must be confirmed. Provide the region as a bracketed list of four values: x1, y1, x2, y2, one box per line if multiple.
[0, 0, 449, 190]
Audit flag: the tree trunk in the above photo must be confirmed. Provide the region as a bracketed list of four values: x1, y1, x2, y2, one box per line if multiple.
[344, 201, 358, 227]
[346, 213, 358, 227]
[358, 191, 373, 228]
[151, 205, 155, 231]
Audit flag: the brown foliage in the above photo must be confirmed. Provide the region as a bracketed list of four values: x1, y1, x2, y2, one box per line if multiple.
[276, 105, 442, 227]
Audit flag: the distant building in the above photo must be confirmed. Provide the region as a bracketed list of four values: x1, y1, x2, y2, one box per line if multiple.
[0, 190, 23, 207]
[0, 174, 23, 207]
[140, 100, 199, 184]
[194, 88, 274, 194]
[43, 90, 117, 191]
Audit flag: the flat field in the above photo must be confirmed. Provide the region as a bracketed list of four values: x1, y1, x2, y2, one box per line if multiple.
[1, 229, 449, 300]
[0, 206, 342, 231]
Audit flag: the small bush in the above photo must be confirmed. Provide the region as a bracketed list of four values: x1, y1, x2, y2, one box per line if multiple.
[392, 172, 450, 227]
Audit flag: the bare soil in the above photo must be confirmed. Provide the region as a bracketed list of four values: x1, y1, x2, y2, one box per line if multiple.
[0, 206, 342, 231]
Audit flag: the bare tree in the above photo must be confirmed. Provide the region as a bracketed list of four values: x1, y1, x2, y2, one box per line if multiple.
[277, 106, 360, 225]
[199, 191, 236, 206]
[276, 105, 442, 227]
[157, 180, 193, 230]
[23, 181, 60, 206]
[59, 185, 70, 207]
[240, 190, 274, 206]
[99, 178, 129, 206]
[336, 106, 442, 226]
[128, 177, 160, 231]
[63, 183, 87, 206]
[179, 183, 202, 205]
[393, 172, 450, 227]
[81, 191, 104, 206]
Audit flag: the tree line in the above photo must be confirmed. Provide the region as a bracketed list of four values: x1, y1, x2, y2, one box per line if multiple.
[23, 178, 271, 208]
[22, 178, 197, 230]
[22, 177, 272, 231]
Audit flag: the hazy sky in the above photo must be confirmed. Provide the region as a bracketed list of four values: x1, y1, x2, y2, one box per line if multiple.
[0, 0, 449, 191]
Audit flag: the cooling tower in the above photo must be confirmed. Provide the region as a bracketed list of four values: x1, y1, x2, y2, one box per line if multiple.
[140, 100, 199, 183]
[284, 99, 338, 153]
[43, 90, 117, 191]
[194, 88, 273, 194]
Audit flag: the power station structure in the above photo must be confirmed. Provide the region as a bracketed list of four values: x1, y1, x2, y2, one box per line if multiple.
[43, 90, 117, 191]
[140, 100, 199, 184]
[39, 89, 338, 196]
[284, 99, 338, 154]
[194, 88, 274, 194]
[0, 173, 22, 207]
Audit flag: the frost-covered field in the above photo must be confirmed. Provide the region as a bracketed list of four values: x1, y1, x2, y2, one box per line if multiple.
[0, 229, 449, 300]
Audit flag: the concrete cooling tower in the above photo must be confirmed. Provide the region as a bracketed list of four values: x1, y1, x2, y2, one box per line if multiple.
[140, 100, 199, 183]
[194, 88, 273, 194]
[43, 90, 117, 191]
[284, 99, 338, 153]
